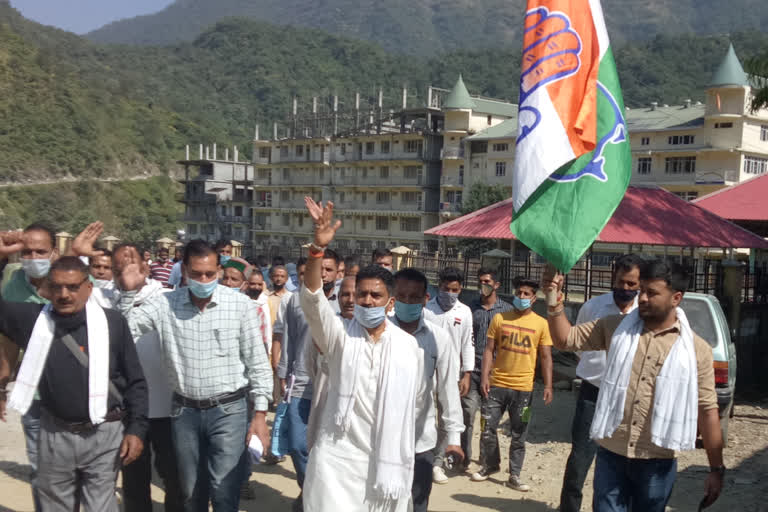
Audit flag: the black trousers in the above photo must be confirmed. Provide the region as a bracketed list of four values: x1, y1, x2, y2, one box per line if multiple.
[122, 417, 184, 512]
[411, 450, 434, 512]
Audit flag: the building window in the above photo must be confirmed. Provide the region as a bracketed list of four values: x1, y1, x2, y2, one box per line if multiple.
[221, 206, 227, 216]
[745, 156, 768, 174]
[361, 218, 367, 230]
[259, 147, 269, 158]
[366, 142, 375, 155]
[402, 191, 419, 203]
[361, 192, 367, 203]
[234, 206, 243, 216]
[376, 191, 390, 204]
[400, 218, 420, 232]
[339, 191, 345, 203]
[641, 137, 650, 145]
[495, 161, 506, 177]
[404, 140, 420, 153]
[470, 141, 487, 154]
[667, 135, 695, 145]
[404, 166, 419, 179]
[188, 224, 198, 235]
[282, 214, 290, 227]
[664, 156, 696, 174]
[492, 143, 509, 152]
[761, 125, 768, 142]
[297, 215, 304, 228]
[295, 145, 304, 157]
[280, 146, 288, 157]
[339, 143, 346, 155]
[459, 165, 464, 185]
[673, 191, 699, 202]
[381, 141, 391, 153]
[376, 216, 389, 230]
[282, 168, 290, 181]
[487, 115, 492, 125]
[380, 166, 389, 179]
[280, 190, 289, 202]
[637, 157, 652, 175]
[258, 169, 269, 180]
[319, 169, 324, 180]
[715, 122, 734, 129]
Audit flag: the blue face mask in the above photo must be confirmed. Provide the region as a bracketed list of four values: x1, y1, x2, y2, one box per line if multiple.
[513, 295, 532, 311]
[188, 278, 218, 299]
[395, 301, 423, 323]
[21, 258, 51, 279]
[354, 304, 387, 329]
[219, 254, 231, 265]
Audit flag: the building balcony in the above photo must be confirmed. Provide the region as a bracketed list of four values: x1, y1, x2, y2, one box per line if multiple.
[335, 151, 425, 163]
[335, 176, 425, 187]
[440, 176, 464, 187]
[439, 202, 463, 215]
[219, 215, 251, 224]
[273, 155, 331, 165]
[440, 146, 464, 159]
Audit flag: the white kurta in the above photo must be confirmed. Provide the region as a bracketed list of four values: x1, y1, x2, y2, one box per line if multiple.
[300, 286, 424, 512]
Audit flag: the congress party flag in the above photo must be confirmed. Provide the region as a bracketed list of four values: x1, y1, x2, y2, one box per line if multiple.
[510, 0, 631, 272]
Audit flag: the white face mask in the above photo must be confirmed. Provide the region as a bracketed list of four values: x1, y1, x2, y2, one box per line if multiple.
[93, 279, 114, 289]
[21, 258, 51, 279]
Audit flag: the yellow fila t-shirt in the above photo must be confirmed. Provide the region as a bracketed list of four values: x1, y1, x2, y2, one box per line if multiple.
[487, 310, 552, 392]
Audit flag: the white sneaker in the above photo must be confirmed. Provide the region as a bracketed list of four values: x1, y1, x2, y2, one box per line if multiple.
[507, 475, 530, 492]
[432, 466, 449, 484]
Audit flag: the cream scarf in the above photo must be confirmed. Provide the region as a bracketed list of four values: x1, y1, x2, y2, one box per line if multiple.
[9, 301, 111, 424]
[590, 308, 699, 451]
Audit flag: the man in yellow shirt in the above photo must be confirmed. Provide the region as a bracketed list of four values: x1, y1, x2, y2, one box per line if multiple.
[472, 277, 553, 491]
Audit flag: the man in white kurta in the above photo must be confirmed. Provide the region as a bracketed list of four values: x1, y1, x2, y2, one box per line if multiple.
[300, 197, 425, 512]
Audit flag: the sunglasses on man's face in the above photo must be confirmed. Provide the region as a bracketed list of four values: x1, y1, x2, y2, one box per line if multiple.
[48, 278, 89, 294]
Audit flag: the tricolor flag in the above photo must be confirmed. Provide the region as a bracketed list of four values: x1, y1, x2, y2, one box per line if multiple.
[510, 0, 631, 272]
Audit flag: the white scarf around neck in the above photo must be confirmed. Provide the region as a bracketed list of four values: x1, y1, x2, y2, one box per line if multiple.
[590, 307, 698, 451]
[334, 319, 417, 503]
[9, 301, 111, 424]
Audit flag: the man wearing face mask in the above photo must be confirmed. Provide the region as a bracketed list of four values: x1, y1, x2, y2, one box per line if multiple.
[425, 266, 474, 484]
[464, 268, 514, 472]
[300, 197, 425, 512]
[472, 277, 553, 491]
[558, 254, 642, 512]
[392, 268, 464, 512]
[118, 239, 272, 512]
[89, 250, 114, 289]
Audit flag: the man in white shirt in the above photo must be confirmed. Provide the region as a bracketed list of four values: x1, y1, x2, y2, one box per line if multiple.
[300, 197, 425, 512]
[391, 267, 464, 512]
[558, 254, 643, 512]
[425, 266, 473, 484]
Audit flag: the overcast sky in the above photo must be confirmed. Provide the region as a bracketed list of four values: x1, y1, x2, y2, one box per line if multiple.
[11, 0, 174, 34]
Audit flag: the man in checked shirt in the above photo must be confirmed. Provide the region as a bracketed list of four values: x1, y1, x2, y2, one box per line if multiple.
[118, 239, 272, 512]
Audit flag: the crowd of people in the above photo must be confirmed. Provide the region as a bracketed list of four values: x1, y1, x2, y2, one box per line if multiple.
[0, 196, 725, 512]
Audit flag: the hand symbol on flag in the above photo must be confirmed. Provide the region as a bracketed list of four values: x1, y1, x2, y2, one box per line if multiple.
[517, 7, 582, 143]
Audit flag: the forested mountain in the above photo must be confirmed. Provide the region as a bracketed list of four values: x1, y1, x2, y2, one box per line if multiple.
[85, 0, 768, 56]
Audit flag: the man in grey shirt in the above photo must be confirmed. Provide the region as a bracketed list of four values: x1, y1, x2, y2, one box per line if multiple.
[277, 248, 340, 505]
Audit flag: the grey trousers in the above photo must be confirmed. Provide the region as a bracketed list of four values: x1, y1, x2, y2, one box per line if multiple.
[38, 411, 123, 512]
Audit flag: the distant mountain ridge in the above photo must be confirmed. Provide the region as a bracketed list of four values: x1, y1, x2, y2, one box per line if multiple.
[85, 0, 768, 55]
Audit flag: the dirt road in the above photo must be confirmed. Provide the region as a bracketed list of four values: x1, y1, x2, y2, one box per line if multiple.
[1, 386, 766, 511]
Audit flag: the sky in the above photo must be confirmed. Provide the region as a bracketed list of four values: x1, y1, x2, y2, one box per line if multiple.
[11, 0, 174, 34]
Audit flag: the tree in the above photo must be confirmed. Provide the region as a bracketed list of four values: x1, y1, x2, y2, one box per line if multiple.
[745, 53, 768, 113]
[456, 182, 509, 256]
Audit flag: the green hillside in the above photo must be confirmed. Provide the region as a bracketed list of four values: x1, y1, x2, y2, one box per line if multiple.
[84, 0, 768, 56]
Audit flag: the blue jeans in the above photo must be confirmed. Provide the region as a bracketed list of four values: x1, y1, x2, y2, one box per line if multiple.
[593, 448, 677, 512]
[171, 397, 249, 512]
[285, 398, 311, 488]
[22, 400, 42, 512]
[411, 451, 434, 512]
[559, 381, 600, 512]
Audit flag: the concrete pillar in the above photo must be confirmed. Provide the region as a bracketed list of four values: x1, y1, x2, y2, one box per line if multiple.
[55, 232, 73, 255]
[254, 124, 259, 141]
[225, 147, 230, 161]
[205, 146, 210, 160]
[213, 143, 217, 160]
[720, 260, 745, 335]
[185, 145, 190, 160]
[199, 144, 203, 159]
[102, 236, 120, 251]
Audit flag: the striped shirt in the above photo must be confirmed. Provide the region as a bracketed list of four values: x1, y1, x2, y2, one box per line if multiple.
[121, 285, 272, 411]
[149, 261, 174, 288]
[470, 297, 514, 370]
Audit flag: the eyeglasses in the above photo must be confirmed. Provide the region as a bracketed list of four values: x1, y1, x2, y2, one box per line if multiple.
[48, 278, 89, 294]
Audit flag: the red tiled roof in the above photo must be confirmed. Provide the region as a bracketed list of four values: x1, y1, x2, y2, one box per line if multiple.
[425, 185, 768, 249]
[693, 173, 768, 221]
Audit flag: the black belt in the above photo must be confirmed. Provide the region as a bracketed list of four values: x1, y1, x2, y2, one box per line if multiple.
[44, 408, 125, 434]
[173, 388, 247, 409]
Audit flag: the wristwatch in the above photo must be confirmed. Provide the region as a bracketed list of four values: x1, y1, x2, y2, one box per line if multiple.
[709, 465, 726, 476]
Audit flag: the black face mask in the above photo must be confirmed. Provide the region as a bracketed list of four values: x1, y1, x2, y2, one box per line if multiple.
[323, 281, 335, 293]
[613, 288, 638, 304]
[246, 289, 262, 300]
[272, 282, 285, 291]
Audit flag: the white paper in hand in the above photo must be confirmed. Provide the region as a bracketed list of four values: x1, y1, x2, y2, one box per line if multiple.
[248, 435, 264, 464]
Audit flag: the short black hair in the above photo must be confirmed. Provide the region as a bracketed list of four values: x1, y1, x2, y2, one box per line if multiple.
[344, 255, 361, 268]
[272, 255, 285, 266]
[49, 256, 88, 279]
[477, 266, 498, 282]
[323, 248, 341, 265]
[639, 260, 689, 293]
[394, 267, 428, 295]
[438, 267, 463, 286]
[256, 255, 269, 268]
[615, 254, 644, 275]
[23, 223, 56, 250]
[296, 256, 307, 268]
[182, 239, 217, 266]
[356, 264, 395, 296]
[269, 264, 287, 276]
[92, 249, 113, 258]
[514, 276, 539, 292]
[372, 247, 392, 261]
[113, 243, 142, 260]
[214, 239, 232, 251]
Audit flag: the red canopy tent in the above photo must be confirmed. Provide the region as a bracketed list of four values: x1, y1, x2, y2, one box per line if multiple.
[425, 185, 768, 249]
